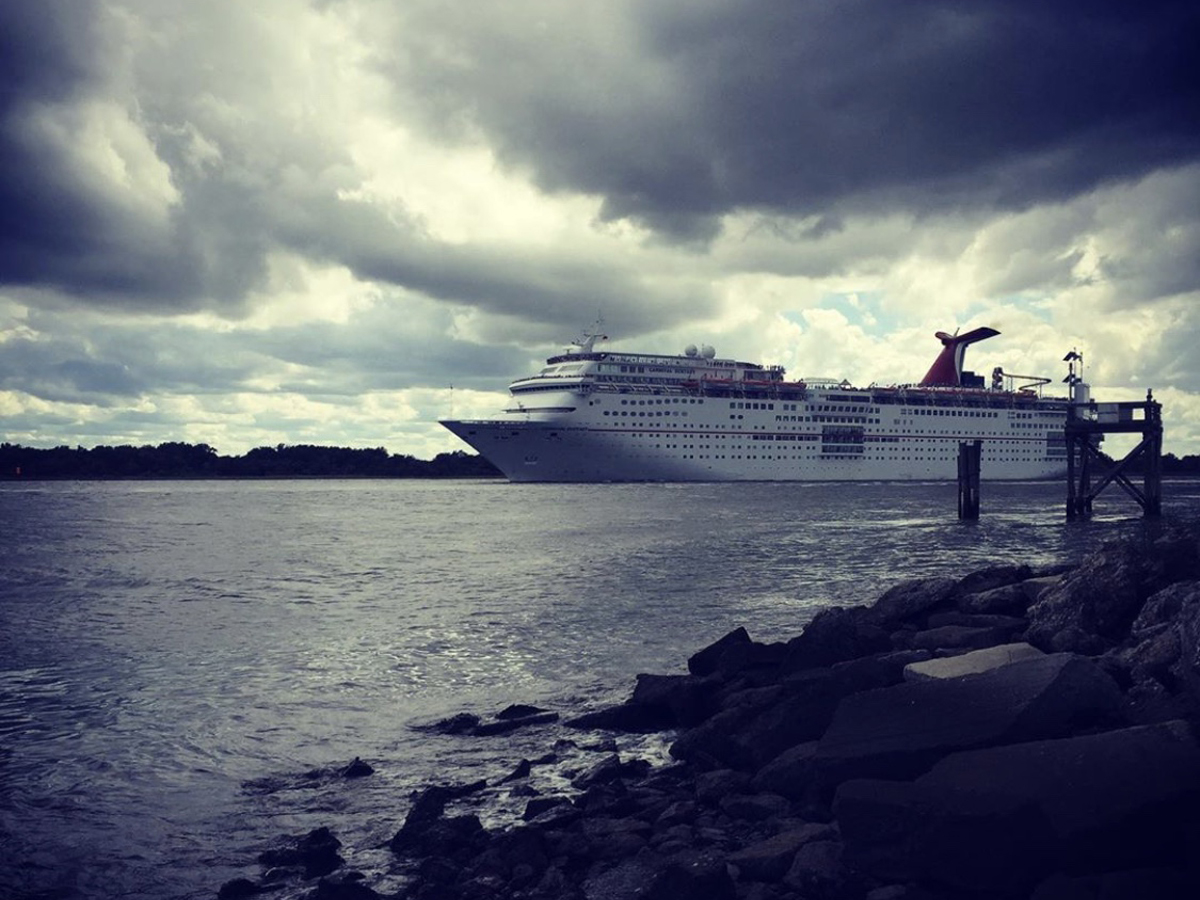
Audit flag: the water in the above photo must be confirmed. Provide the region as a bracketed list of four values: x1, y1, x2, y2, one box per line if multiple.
[1, 478, 1196, 899]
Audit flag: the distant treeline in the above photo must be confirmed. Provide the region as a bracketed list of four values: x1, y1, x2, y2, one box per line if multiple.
[0, 442, 502, 479]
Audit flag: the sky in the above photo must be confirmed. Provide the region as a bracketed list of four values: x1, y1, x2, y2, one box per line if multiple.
[1, 0, 1198, 460]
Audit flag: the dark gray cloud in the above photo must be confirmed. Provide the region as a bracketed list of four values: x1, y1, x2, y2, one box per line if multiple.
[3, 0, 1195, 322]
[391, 0, 1200, 240]
[0, 295, 530, 409]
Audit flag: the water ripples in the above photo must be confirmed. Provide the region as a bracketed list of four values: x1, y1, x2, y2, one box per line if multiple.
[2, 478, 1198, 898]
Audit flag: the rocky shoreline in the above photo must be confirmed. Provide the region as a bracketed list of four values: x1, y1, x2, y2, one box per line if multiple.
[221, 523, 1200, 900]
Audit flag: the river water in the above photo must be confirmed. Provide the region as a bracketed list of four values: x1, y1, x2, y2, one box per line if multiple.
[1, 478, 1196, 899]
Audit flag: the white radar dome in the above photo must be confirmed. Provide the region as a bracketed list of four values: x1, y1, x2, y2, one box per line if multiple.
[700, 345, 716, 359]
[684, 344, 698, 357]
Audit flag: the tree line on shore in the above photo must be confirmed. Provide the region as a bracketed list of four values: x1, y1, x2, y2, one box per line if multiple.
[0, 442, 502, 479]
[4, 440, 1200, 480]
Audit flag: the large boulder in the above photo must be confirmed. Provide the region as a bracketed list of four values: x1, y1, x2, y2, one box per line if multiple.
[688, 627, 752, 676]
[258, 827, 344, 880]
[725, 823, 834, 882]
[668, 686, 784, 769]
[869, 576, 958, 628]
[812, 652, 1127, 788]
[835, 720, 1200, 895]
[782, 606, 892, 671]
[1027, 529, 1200, 654]
[628, 672, 722, 727]
[903, 642, 1044, 682]
[952, 563, 1036, 597]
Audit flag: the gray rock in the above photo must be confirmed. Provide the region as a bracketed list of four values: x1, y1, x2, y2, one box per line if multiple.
[957, 580, 1040, 616]
[925, 610, 1027, 631]
[643, 850, 737, 900]
[813, 652, 1126, 788]
[695, 768, 752, 803]
[718, 791, 790, 822]
[689, 627, 752, 676]
[836, 720, 1200, 895]
[472, 711, 559, 735]
[564, 703, 669, 733]
[783, 606, 892, 671]
[1030, 866, 1194, 900]
[751, 741, 819, 800]
[782, 839, 849, 895]
[870, 576, 958, 626]
[726, 823, 835, 882]
[1027, 531, 1200, 653]
[906, 623, 1016, 652]
[953, 564, 1034, 597]
[669, 685, 784, 768]
[630, 672, 722, 727]
[903, 642, 1044, 682]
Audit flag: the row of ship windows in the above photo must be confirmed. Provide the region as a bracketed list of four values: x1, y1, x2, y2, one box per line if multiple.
[594, 417, 1057, 441]
[617, 397, 703, 405]
[617, 434, 1053, 455]
[604, 410, 690, 417]
[631, 450, 1056, 461]
[764, 415, 879, 424]
[900, 408, 1005, 418]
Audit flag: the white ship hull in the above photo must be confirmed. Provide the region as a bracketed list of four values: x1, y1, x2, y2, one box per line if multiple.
[441, 327, 1086, 483]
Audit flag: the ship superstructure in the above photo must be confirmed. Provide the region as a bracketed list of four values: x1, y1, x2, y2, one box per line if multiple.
[440, 327, 1092, 482]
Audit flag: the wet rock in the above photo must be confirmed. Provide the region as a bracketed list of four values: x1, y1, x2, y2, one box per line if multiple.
[217, 877, 260, 899]
[708, 639, 788, 679]
[473, 711, 559, 735]
[520, 795, 566, 820]
[464, 827, 549, 885]
[571, 754, 650, 790]
[339, 757, 373, 778]
[564, 702, 674, 733]
[499, 758, 531, 783]
[496, 703, 547, 719]
[422, 712, 481, 734]
[669, 685, 785, 768]
[389, 784, 485, 855]
[310, 873, 382, 899]
[689, 626, 753, 676]
[257, 826, 343, 880]
[629, 672, 722, 727]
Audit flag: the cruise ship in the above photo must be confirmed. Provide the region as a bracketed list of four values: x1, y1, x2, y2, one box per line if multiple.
[440, 327, 1093, 482]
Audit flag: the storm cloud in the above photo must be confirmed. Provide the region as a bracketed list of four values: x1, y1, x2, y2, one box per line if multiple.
[0, 0, 1197, 457]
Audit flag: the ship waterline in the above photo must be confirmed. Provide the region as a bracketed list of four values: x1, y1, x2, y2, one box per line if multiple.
[441, 327, 1090, 483]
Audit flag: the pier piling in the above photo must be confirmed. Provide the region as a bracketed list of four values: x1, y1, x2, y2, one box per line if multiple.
[958, 440, 982, 520]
